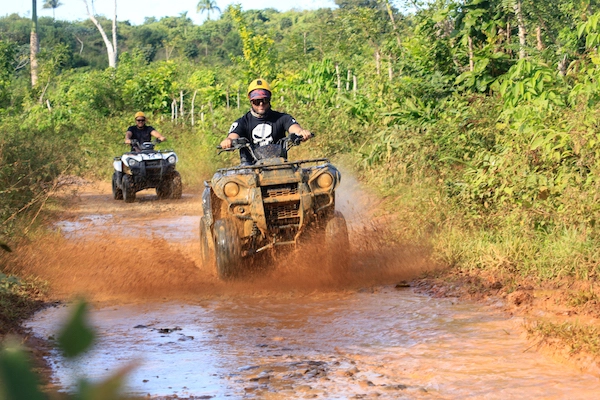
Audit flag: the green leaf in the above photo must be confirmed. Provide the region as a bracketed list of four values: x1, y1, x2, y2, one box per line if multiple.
[57, 300, 96, 358]
[0, 340, 45, 400]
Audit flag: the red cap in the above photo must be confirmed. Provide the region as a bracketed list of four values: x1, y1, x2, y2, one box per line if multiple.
[249, 89, 271, 100]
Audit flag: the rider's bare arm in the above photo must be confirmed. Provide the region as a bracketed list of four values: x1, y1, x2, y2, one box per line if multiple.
[151, 130, 166, 142]
[220, 132, 240, 149]
[288, 124, 312, 141]
[125, 130, 133, 144]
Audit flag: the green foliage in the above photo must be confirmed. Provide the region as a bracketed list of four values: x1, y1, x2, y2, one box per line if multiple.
[57, 301, 95, 358]
[494, 59, 565, 108]
[228, 5, 276, 79]
[0, 340, 45, 400]
[1, 300, 134, 399]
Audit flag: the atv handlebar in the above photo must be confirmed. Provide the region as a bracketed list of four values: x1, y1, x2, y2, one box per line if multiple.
[216, 133, 315, 151]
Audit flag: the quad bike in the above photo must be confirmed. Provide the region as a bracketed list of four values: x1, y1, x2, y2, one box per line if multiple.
[199, 134, 350, 279]
[112, 139, 182, 203]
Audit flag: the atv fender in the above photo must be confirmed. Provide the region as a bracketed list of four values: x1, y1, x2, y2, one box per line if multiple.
[113, 157, 123, 173]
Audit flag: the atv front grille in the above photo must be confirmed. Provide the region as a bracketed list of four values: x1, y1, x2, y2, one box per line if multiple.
[262, 184, 298, 198]
[265, 203, 300, 226]
[262, 183, 301, 228]
[145, 161, 161, 168]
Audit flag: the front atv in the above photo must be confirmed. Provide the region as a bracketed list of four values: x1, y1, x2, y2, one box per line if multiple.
[199, 134, 349, 279]
[112, 140, 182, 203]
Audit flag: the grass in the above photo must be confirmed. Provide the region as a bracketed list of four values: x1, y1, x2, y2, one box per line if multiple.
[527, 320, 600, 357]
[0, 272, 48, 336]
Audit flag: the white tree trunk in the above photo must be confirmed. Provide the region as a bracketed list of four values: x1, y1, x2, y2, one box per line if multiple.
[191, 90, 197, 126]
[82, 0, 117, 68]
[468, 35, 474, 72]
[30, 0, 39, 87]
[515, 0, 526, 59]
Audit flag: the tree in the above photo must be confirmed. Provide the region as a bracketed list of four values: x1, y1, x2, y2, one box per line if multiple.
[42, 0, 63, 20]
[82, 0, 117, 68]
[30, 0, 39, 86]
[196, 0, 221, 21]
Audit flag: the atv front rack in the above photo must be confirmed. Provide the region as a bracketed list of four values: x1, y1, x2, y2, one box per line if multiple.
[217, 157, 330, 173]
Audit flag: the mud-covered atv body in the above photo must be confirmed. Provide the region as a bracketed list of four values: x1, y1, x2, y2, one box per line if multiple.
[199, 134, 349, 279]
[112, 140, 182, 203]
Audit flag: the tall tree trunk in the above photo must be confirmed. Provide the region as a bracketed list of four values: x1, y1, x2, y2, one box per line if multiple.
[82, 0, 118, 68]
[515, 0, 526, 59]
[383, 0, 402, 48]
[30, 0, 39, 87]
[468, 35, 474, 72]
[112, 0, 118, 63]
[375, 50, 381, 75]
[536, 25, 543, 50]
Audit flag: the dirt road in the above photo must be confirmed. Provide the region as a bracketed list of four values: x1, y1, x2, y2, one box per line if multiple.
[17, 181, 600, 398]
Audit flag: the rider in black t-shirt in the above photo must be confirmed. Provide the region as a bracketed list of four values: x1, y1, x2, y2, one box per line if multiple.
[219, 79, 312, 164]
[124, 112, 166, 151]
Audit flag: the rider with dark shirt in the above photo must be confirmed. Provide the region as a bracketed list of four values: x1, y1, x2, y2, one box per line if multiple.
[220, 79, 312, 164]
[125, 112, 165, 151]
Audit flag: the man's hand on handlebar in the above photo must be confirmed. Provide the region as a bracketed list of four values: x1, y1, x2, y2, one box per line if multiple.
[297, 129, 313, 141]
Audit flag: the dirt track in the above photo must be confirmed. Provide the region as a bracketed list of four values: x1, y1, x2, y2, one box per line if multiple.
[14, 181, 600, 398]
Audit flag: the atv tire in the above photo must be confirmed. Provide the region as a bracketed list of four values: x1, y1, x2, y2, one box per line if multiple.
[122, 174, 136, 203]
[199, 216, 216, 270]
[171, 171, 182, 199]
[156, 181, 171, 199]
[112, 172, 123, 200]
[325, 211, 350, 272]
[214, 218, 242, 280]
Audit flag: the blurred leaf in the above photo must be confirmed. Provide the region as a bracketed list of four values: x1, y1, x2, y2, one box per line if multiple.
[0, 339, 45, 400]
[57, 300, 95, 358]
[76, 362, 137, 400]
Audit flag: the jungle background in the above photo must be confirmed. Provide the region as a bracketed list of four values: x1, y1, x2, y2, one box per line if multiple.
[1, 0, 600, 363]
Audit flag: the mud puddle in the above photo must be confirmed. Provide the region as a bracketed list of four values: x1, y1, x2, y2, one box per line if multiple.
[25, 290, 600, 399]
[19, 179, 600, 398]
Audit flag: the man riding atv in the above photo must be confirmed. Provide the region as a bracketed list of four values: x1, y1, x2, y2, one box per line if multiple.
[125, 111, 166, 150]
[220, 79, 312, 165]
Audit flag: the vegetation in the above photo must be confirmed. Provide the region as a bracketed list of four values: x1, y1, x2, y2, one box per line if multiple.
[2, 0, 600, 366]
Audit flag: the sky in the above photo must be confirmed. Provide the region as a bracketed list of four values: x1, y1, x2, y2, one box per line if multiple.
[2, 0, 337, 25]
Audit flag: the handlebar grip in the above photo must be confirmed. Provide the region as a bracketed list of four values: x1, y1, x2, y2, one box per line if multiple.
[216, 145, 223, 149]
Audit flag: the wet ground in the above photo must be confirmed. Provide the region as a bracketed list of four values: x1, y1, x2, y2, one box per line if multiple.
[19, 178, 600, 398]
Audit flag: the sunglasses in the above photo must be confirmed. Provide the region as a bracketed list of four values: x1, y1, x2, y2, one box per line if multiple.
[136, 119, 146, 122]
[251, 98, 270, 106]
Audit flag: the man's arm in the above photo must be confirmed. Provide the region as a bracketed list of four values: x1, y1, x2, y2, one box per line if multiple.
[124, 130, 133, 144]
[220, 132, 240, 149]
[151, 129, 166, 142]
[288, 124, 312, 141]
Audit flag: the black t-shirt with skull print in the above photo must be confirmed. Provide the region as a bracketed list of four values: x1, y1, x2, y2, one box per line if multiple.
[228, 110, 298, 147]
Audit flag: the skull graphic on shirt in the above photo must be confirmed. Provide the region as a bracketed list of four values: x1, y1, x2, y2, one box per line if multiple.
[252, 124, 273, 146]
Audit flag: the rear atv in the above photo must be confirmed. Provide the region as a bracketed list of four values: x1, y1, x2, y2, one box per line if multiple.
[112, 140, 182, 203]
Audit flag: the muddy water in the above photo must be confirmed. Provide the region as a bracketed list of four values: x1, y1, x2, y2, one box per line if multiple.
[21, 181, 600, 399]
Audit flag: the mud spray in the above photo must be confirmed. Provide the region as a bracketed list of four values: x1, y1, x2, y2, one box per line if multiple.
[6, 173, 433, 304]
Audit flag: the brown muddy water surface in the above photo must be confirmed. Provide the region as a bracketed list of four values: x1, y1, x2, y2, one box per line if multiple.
[19, 178, 600, 399]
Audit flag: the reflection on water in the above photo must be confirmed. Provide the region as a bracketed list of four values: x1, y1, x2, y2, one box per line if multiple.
[25, 288, 600, 399]
[54, 215, 200, 241]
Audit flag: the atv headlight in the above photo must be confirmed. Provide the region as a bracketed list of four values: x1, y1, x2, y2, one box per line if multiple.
[167, 155, 176, 164]
[224, 182, 240, 197]
[127, 158, 139, 168]
[316, 172, 334, 189]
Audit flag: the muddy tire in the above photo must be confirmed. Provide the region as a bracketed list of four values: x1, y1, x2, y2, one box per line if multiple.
[156, 180, 171, 199]
[214, 218, 242, 280]
[122, 174, 136, 203]
[325, 211, 350, 272]
[199, 216, 216, 270]
[171, 171, 182, 199]
[112, 172, 123, 200]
